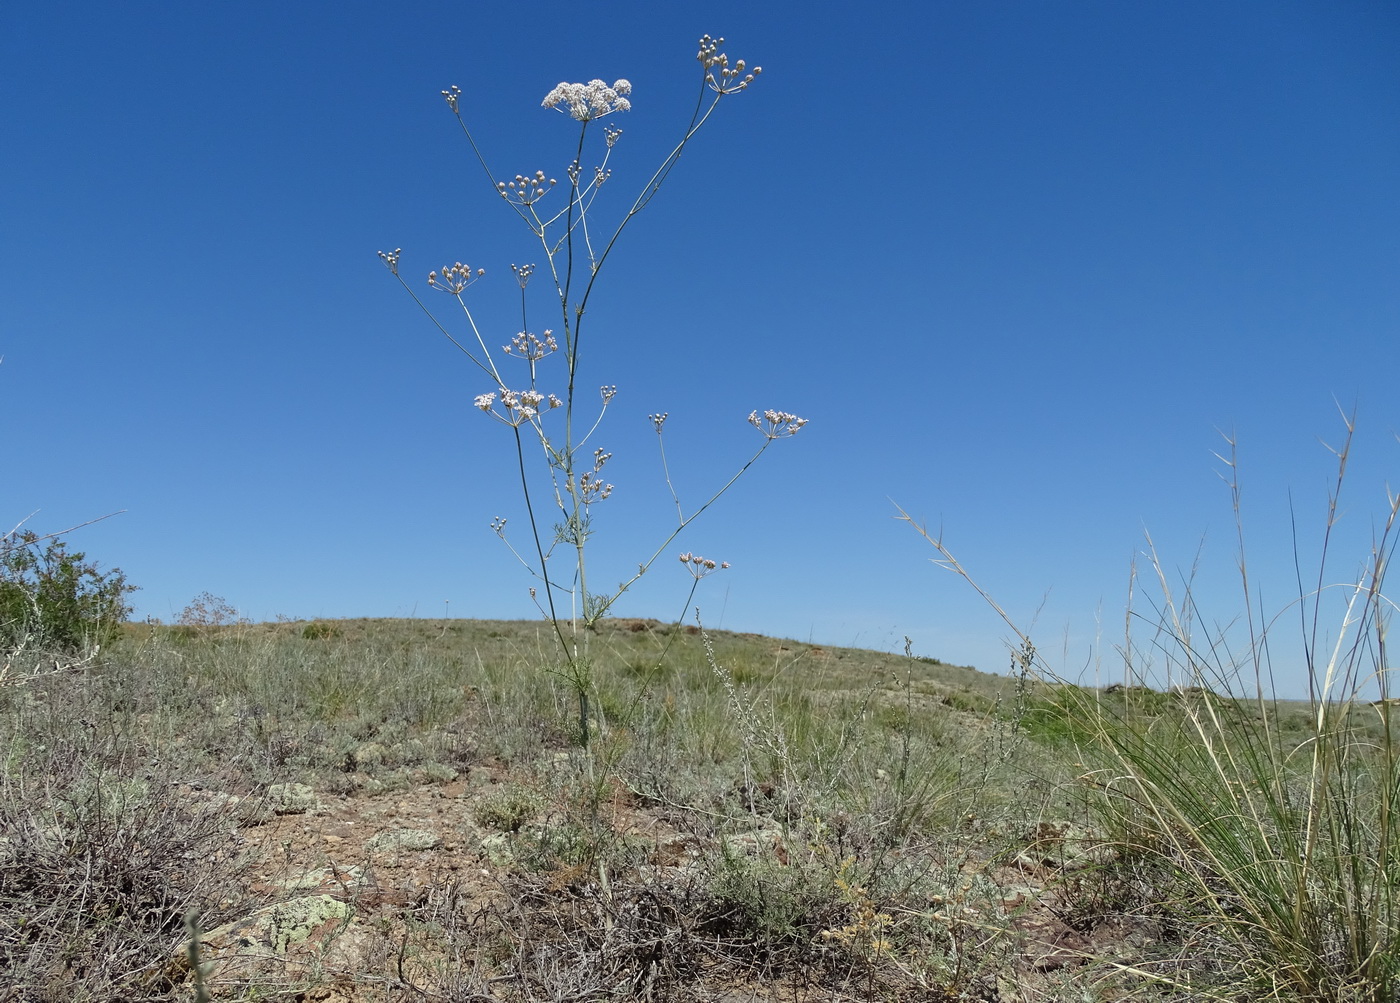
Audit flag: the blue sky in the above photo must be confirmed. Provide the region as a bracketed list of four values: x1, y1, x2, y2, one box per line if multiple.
[3, 1, 1397, 696]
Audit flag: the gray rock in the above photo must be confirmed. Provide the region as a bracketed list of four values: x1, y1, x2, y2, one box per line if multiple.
[366, 828, 440, 853]
[176, 894, 368, 986]
[266, 783, 320, 815]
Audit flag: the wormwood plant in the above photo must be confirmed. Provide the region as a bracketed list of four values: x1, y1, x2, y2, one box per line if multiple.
[898, 414, 1400, 1002]
[380, 37, 805, 745]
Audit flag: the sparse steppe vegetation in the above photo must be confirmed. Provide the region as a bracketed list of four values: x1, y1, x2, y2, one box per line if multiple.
[4, 19, 1395, 1003]
[3, 614, 1392, 1001]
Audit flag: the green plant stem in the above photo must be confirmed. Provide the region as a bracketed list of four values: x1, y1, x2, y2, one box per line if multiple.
[603, 438, 776, 613]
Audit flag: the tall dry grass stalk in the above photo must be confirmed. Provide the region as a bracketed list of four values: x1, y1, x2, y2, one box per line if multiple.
[899, 413, 1399, 1001]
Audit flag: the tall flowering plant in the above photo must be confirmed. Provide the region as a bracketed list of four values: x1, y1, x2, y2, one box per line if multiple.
[380, 36, 805, 743]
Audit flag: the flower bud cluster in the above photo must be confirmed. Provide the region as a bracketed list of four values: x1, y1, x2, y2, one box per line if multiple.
[541, 79, 633, 121]
[428, 262, 485, 294]
[748, 409, 809, 439]
[580, 471, 614, 503]
[441, 85, 462, 113]
[678, 552, 730, 579]
[697, 35, 760, 94]
[503, 330, 558, 361]
[580, 447, 614, 503]
[377, 248, 402, 276]
[604, 125, 623, 148]
[474, 387, 564, 426]
[649, 412, 669, 433]
[511, 263, 536, 288]
[497, 171, 556, 205]
[490, 516, 507, 536]
[600, 385, 618, 405]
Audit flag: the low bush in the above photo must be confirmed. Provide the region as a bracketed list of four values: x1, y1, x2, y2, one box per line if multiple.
[0, 530, 135, 655]
[0, 737, 251, 1001]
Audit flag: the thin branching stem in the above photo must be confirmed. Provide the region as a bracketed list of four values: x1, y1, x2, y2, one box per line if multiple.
[385, 43, 787, 752]
[602, 440, 776, 615]
[656, 429, 684, 523]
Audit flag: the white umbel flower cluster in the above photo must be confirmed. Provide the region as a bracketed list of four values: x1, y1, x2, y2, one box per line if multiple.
[748, 409, 808, 440]
[541, 79, 632, 121]
[474, 388, 563, 427]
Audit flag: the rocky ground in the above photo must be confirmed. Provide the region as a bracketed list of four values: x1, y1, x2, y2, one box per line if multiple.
[176, 755, 1157, 1002]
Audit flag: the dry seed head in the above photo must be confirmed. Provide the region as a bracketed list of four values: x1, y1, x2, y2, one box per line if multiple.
[649, 412, 669, 433]
[600, 385, 618, 405]
[441, 85, 462, 113]
[510, 263, 536, 288]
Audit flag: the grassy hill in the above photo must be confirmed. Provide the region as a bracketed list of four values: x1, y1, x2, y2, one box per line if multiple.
[0, 617, 1394, 1001]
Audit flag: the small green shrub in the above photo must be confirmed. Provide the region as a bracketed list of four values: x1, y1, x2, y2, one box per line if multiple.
[708, 826, 846, 945]
[473, 783, 545, 833]
[0, 530, 135, 653]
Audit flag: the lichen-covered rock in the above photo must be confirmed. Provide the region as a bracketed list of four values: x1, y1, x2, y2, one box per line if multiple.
[366, 828, 440, 853]
[178, 894, 369, 987]
[479, 832, 514, 866]
[241, 895, 350, 953]
[267, 782, 320, 815]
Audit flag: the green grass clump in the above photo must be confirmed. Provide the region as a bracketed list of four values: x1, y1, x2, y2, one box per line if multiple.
[900, 419, 1400, 1003]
